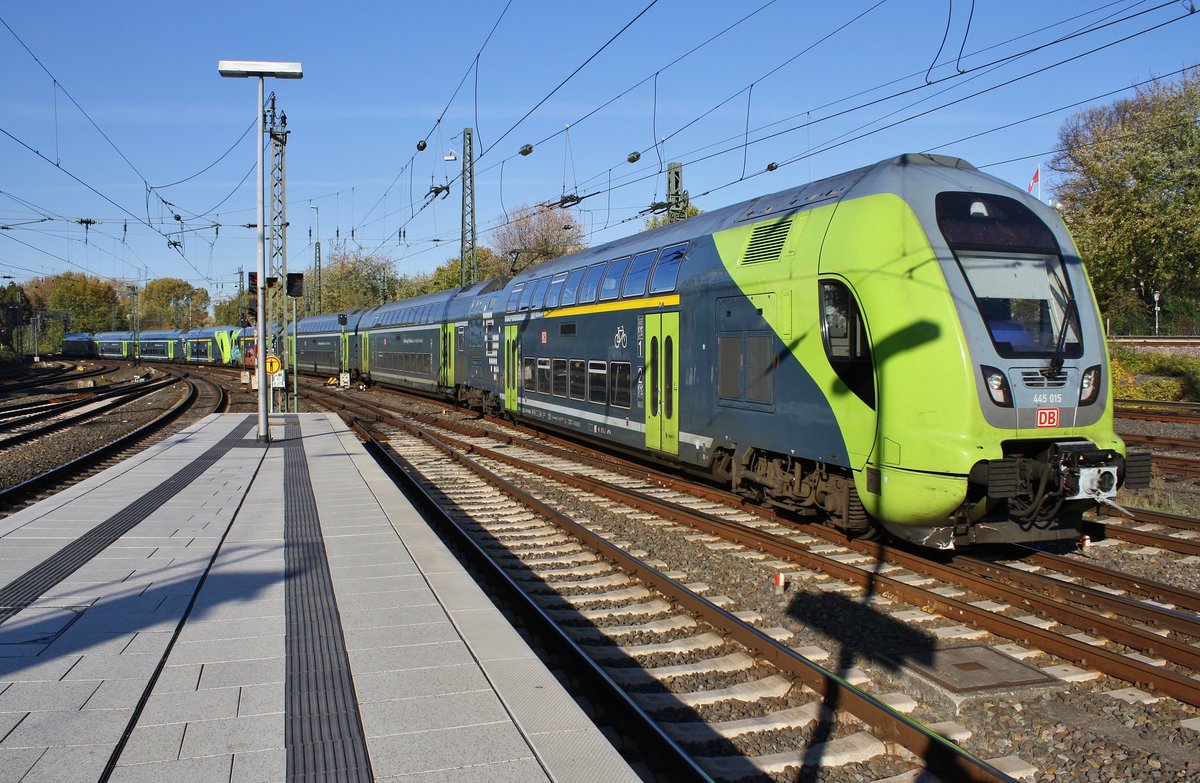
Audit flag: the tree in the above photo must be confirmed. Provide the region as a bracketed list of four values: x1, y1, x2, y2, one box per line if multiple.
[141, 278, 210, 329]
[304, 247, 401, 312]
[489, 204, 585, 273]
[212, 296, 245, 326]
[1050, 69, 1200, 332]
[46, 272, 124, 333]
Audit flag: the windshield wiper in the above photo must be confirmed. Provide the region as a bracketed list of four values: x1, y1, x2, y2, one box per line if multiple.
[1047, 294, 1077, 377]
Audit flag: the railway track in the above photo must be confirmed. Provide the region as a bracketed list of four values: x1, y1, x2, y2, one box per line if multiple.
[314, 387, 1200, 780]
[1115, 398, 1200, 425]
[315, 388, 1008, 782]
[0, 369, 228, 516]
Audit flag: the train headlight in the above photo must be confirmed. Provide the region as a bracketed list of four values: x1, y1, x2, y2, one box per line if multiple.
[981, 366, 1012, 407]
[1079, 365, 1101, 406]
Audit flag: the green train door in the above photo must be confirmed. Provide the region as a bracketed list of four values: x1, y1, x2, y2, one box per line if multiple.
[645, 312, 679, 455]
[440, 324, 454, 388]
[503, 324, 519, 412]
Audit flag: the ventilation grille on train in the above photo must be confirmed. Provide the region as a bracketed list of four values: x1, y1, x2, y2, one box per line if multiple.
[1021, 370, 1067, 388]
[742, 219, 792, 264]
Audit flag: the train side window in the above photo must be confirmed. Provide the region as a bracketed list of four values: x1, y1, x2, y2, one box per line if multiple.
[523, 357, 536, 391]
[587, 361, 607, 404]
[608, 362, 632, 408]
[545, 272, 568, 309]
[649, 242, 687, 294]
[622, 250, 657, 298]
[506, 284, 525, 313]
[560, 268, 586, 307]
[519, 280, 540, 311]
[537, 358, 551, 394]
[569, 359, 586, 400]
[820, 280, 874, 408]
[531, 277, 553, 310]
[579, 263, 608, 304]
[599, 257, 631, 301]
[552, 359, 568, 396]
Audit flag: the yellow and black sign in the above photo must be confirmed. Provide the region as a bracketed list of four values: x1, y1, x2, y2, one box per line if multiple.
[264, 355, 282, 376]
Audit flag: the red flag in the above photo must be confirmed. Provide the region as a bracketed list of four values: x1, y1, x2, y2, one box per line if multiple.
[1027, 167, 1040, 194]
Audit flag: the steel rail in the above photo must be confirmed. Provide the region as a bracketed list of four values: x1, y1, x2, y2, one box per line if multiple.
[322, 393, 1013, 783]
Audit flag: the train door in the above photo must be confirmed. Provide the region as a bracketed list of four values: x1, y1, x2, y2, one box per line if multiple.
[504, 324, 519, 412]
[645, 312, 680, 455]
[440, 323, 454, 388]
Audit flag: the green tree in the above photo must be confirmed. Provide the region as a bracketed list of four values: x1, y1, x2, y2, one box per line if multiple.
[141, 278, 210, 329]
[1050, 69, 1200, 332]
[304, 247, 400, 312]
[212, 295, 245, 326]
[46, 272, 124, 332]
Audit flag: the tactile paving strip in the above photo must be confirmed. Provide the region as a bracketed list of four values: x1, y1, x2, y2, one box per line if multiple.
[0, 417, 257, 626]
[282, 420, 373, 783]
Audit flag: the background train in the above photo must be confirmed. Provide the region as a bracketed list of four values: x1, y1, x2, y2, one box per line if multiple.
[61, 153, 1150, 549]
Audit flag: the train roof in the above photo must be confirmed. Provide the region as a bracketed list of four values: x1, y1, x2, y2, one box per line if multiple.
[502, 153, 990, 287]
[136, 329, 184, 339]
[63, 332, 93, 340]
[294, 309, 368, 335]
[359, 288, 460, 329]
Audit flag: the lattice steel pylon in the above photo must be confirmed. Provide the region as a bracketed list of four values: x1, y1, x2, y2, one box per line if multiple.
[267, 94, 290, 408]
[459, 127, 477, 287]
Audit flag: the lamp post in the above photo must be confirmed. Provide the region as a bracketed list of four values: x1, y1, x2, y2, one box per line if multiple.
[219, 60, 302, 443]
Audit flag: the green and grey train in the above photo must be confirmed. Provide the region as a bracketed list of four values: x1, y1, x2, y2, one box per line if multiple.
[92, 153, 1152, 548]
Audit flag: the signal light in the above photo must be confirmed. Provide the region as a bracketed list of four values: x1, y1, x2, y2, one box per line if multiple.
[247, 272, 257, 293]
[286, 273, 304, 298]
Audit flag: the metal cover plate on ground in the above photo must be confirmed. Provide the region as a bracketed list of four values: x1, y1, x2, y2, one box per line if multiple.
[889, 645, 1055, 693]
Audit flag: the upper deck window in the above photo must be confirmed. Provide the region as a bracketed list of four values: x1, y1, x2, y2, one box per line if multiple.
[599, 257, 631, 301]
[649, 243, 687, 294]
[579, 263, 608, 304]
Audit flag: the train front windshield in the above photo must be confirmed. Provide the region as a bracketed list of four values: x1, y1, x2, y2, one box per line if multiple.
[936, 191, 1081, 359]
[956, 251, 1080, 357]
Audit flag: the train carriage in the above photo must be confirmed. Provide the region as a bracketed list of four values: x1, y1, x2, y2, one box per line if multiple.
[93, 331, 135, 359]
[135, 330, 184, 361]
[293, 311, 364, 378]
[359, 292, 458, 393]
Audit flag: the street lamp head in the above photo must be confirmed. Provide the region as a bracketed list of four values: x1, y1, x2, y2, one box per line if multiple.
[218, 60, 303, 79]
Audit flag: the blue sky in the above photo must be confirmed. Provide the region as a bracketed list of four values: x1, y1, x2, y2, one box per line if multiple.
[1, 1, 1195, 304]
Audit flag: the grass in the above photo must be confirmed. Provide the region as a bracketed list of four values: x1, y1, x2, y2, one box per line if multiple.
[1110, 345, 1200, 402]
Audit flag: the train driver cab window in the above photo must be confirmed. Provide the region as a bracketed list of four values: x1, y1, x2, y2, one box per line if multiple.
[820, 280, 874, 408]
[622, 249, 657, 298]
[649, 243, 687, 294]
[936, 191, 1078, 359]
[579, 263, 608, 304]
[560, 268, 587, 307]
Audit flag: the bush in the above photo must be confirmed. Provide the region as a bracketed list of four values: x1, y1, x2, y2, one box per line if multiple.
[1109, 345, 1200, 401]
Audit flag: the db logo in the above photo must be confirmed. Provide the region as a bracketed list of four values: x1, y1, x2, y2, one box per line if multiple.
[1036, 408, 1060, 428]
[540, 330, 547, 345]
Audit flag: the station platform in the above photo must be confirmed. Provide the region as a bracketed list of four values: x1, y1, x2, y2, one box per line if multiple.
[0, 413, 639, 782]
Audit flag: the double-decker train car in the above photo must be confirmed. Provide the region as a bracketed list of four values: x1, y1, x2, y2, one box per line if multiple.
[294, 311, 364, 377]
[135, 330, 184, 361]
[92, 331, 135, 359]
